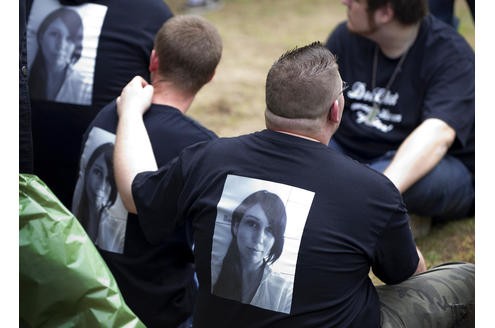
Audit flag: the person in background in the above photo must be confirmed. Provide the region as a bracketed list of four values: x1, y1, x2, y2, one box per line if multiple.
[185, 0, 222, 12]
[325, 0, 474, 235]
[27, 0, 173, 208]
[428, 0, 474, 28]
[72, 15, 222, 327]
[113, 42, 473, 327]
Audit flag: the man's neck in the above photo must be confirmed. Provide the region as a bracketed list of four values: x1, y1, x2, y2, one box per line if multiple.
[273, 129, 328, 145]
[150, 79, 194, 114]
[371, 21, 420, 59]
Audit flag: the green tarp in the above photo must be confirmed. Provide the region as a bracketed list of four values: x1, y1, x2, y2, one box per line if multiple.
[19, 174, 145, 328]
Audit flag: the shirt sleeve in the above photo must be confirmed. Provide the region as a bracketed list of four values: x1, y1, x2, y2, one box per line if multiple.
[422, 39, 475, 147]
[132, 156, 185, 245]
[371, 204, 419, 285]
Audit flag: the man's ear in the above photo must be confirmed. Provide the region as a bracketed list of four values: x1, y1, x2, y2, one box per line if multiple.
[374, 3, 394, 24]
[149, 49, 159, 73]
[329, 99, 341, 123]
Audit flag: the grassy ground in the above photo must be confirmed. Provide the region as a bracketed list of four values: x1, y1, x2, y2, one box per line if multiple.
[165, 0, 475, 270]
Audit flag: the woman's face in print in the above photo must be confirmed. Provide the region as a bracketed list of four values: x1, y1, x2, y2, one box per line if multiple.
[234, 204, 275, 267]
[86, 152, 110, 211]
[41, 17, 76, 70]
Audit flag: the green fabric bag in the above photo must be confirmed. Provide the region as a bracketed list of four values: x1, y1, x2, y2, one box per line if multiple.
[19, 174, 145, 328]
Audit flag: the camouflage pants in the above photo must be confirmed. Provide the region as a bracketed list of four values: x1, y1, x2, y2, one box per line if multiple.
[377, 262, 474, 328]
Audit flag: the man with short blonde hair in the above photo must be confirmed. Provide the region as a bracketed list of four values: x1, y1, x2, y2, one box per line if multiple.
[72, 15, 222, 327]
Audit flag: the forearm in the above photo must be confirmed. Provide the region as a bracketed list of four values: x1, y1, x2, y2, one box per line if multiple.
[114, 112, 157, 214]
[383, 118, 455, 193]
[113, 76, 156, 214]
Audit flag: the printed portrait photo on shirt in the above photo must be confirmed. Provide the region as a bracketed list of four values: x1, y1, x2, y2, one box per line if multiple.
[72, 127, 128, 254]
[211, 175, 314, 314]
[27, 0, 108, 105]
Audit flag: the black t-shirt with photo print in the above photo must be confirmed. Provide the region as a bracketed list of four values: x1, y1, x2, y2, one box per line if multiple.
[73, 101, 217, 327]
[27, 0, 173, 208]
[132, 129, 419, 328]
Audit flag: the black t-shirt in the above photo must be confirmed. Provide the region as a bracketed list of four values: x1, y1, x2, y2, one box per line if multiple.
[326, 15, 475, 175]
[133, 130, 419, 328]
[27, 0, 173, 207]
[72, 101, 217, 327]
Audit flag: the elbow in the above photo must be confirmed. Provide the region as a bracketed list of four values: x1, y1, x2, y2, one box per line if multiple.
[441, 123, 456, 150]
[116, 183, 137, 214]
[122, 194, 137, 214]
[425, 118, 456, 154]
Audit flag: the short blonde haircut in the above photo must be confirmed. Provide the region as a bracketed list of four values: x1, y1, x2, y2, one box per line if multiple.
[154, 15, 223, 93]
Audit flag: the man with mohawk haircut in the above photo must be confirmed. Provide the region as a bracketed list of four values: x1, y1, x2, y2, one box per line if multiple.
[114, 42, 474, 327]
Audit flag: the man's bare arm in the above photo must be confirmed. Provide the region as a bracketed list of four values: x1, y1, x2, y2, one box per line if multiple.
[384, 118, 455, 193]
[114, 76, 157, 214]
[414, 246, 427, 274]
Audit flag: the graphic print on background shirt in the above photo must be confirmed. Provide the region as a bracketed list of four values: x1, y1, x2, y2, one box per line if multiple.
[72, 127, 128, 253]
[211, 174, 314, 314]
[346, 82, 403, 133]
[27, 0, 108, 105]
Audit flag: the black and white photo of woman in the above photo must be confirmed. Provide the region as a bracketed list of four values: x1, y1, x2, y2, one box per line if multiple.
[28, 7, 92, 105]
[73, 143, 119, 248]
[212, 190, 293, 313]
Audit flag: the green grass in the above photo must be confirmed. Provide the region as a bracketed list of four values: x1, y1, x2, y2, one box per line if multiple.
[417, 218, 475, 266]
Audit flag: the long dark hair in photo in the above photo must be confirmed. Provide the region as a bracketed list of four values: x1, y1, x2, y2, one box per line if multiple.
[75, 142, 117, 241]
[29, 7, 83, 99]
[213, 190, 287, 301]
